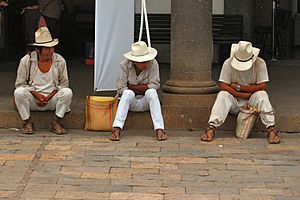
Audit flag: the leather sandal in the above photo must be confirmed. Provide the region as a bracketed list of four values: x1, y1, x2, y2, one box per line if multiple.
[156, 129, 168, 141]
[50, 120, 68, 135]
[109, 127, 121, 141]
[22, 120, 35, 134]
[201, 125, 215, 142]
[267, 127, 280, 144]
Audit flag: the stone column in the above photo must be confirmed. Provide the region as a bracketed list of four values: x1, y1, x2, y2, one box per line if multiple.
[162, 0, 219, 130]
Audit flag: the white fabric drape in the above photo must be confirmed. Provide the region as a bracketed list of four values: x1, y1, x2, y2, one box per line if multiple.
[94, 0, 135, 91]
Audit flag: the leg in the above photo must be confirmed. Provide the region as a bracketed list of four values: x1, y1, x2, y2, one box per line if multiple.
[48, 88, 73, 135]
[144, 89, 167, 141]
[14, 87, 36, 134]
[110, 90, 135, 141]
[201, 91, 239, 142]
[249, 91, 280, 144]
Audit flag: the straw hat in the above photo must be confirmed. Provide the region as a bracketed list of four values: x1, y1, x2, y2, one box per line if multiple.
[31, 27, 58, 47]
[230, 41, 260, 71]
[124, 41, 157, 62]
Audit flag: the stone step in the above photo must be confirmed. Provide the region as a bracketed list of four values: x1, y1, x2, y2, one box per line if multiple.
[1, 108, 298, 133]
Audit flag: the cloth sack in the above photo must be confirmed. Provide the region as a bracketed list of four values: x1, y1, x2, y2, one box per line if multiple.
[85, 96, 119, 131]
[235, 104, 258, 139]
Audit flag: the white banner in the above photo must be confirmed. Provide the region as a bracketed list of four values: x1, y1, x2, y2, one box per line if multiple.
[94, 0, 135, 91]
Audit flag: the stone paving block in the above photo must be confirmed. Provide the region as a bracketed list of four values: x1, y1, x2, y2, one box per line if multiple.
[131, 162, 178, 169]
[240, 188, 293, 196]
[162, 179, 215, 187]
[70, 137, 94, 145]
[233, 175, 284, 184]
[71, 145, 116, 152]
[20, 189, 56, 199]
[61, 166, 110, 174]
[220, 194, 273, 200]
[253, 159, 299, 166]
[40, 154, 67, 161]
[86, 151, 131, 157]
[159, 168, 209, 176]
[136, 142, 180, 148]
[0, 154, 34, 161]
[45, 144, 72, 151]
[226, 164, 275, 171]
[164, 194, 219, 200]
[58, 177, 110, 186]
[110, 167, 159, 175]
[222, 153, 269, 160]
[27, 177, 59, 184]
[84, 160, 130, 168]
[207, 158, 254, 165]
[111, 179, 162, 187]
[187, 186, 239, 194]
[181, 174, 232, 183]
[109, 192, 164, 200]
[132, 186, 185, 194]
[81, 172, 131, 179]
[0, 191, 15, 198]
[114, 156, 159, 163]
[55, 191, 109, 200]
[208, 169, 258, 177]
[160, 156, 206, 164]
[116, 146, 160, 152]
[132, 174, 181, 181]
[179, 163, 227, 170]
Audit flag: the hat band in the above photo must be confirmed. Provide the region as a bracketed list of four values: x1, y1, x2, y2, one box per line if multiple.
[35, 39, 54, 45]
[234, 54, 254, 62]
[132, 52, 149, 57]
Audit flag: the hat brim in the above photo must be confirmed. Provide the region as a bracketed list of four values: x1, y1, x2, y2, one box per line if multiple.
[230, 43, 260, 71]
[124, 47, 157, 62]
[31, 39, 59, 47]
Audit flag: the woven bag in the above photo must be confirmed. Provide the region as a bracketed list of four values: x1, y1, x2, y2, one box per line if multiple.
[85, 96, 119, 131]
[235, 104, 258, 139]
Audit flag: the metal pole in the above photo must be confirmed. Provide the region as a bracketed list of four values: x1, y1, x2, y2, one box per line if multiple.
[271, 0, 277, 60]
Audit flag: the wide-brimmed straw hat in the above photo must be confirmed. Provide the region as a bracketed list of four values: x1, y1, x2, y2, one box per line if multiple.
[230, 41, 260, 71]
[31, 27, 58, 47]
[124, 41, 157, 62]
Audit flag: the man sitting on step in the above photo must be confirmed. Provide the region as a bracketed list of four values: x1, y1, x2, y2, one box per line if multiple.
[14, 27, 72, 135]
[110, 41, 168, 141]
[201, 41, 280, 144]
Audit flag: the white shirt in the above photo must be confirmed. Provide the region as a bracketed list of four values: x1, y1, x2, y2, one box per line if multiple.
[219, 57, 269, 85]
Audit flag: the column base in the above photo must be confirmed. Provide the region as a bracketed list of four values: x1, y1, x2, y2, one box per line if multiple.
[163, 80, 219, 94]
[161, 93, 217, 130]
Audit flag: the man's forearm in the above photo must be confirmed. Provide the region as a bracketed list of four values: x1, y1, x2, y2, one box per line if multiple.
[231, 82, 267, 93]
[127, 83, 148, 95]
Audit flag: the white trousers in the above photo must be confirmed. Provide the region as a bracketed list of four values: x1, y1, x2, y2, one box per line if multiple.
[113, 89, 164, 130]
[14, 87, 73, 120]
[208, 90, 275, 128]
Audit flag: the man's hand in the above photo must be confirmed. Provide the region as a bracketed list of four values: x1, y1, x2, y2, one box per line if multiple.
[127, 83, 148, 95]
[31, 92, 48, 107]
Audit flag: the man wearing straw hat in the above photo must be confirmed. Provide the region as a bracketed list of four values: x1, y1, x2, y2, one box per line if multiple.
[14, 27, 72, 135]
[110, 41, 168, 141]
[201, 41, 280, 144]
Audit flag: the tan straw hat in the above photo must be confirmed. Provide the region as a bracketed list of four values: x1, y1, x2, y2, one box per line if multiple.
[230, 41, 260, 71]
[124, 41, 157, 62]
[31, 27, 58, 47]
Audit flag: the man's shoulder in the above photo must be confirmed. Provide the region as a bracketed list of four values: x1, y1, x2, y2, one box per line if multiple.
[53, 53, 66, 63]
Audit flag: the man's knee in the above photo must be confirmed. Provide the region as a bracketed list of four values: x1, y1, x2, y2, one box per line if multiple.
[252, 90, 269, 101]
[145, 89, 158, 99]
[122, 89, 135, 100]
[14, 87, 27, 99]
[217, 91, 231, 99]
[60, 88, 73, 100]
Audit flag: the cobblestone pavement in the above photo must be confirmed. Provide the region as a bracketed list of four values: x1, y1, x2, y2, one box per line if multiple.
[0, 129, 299, 200]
